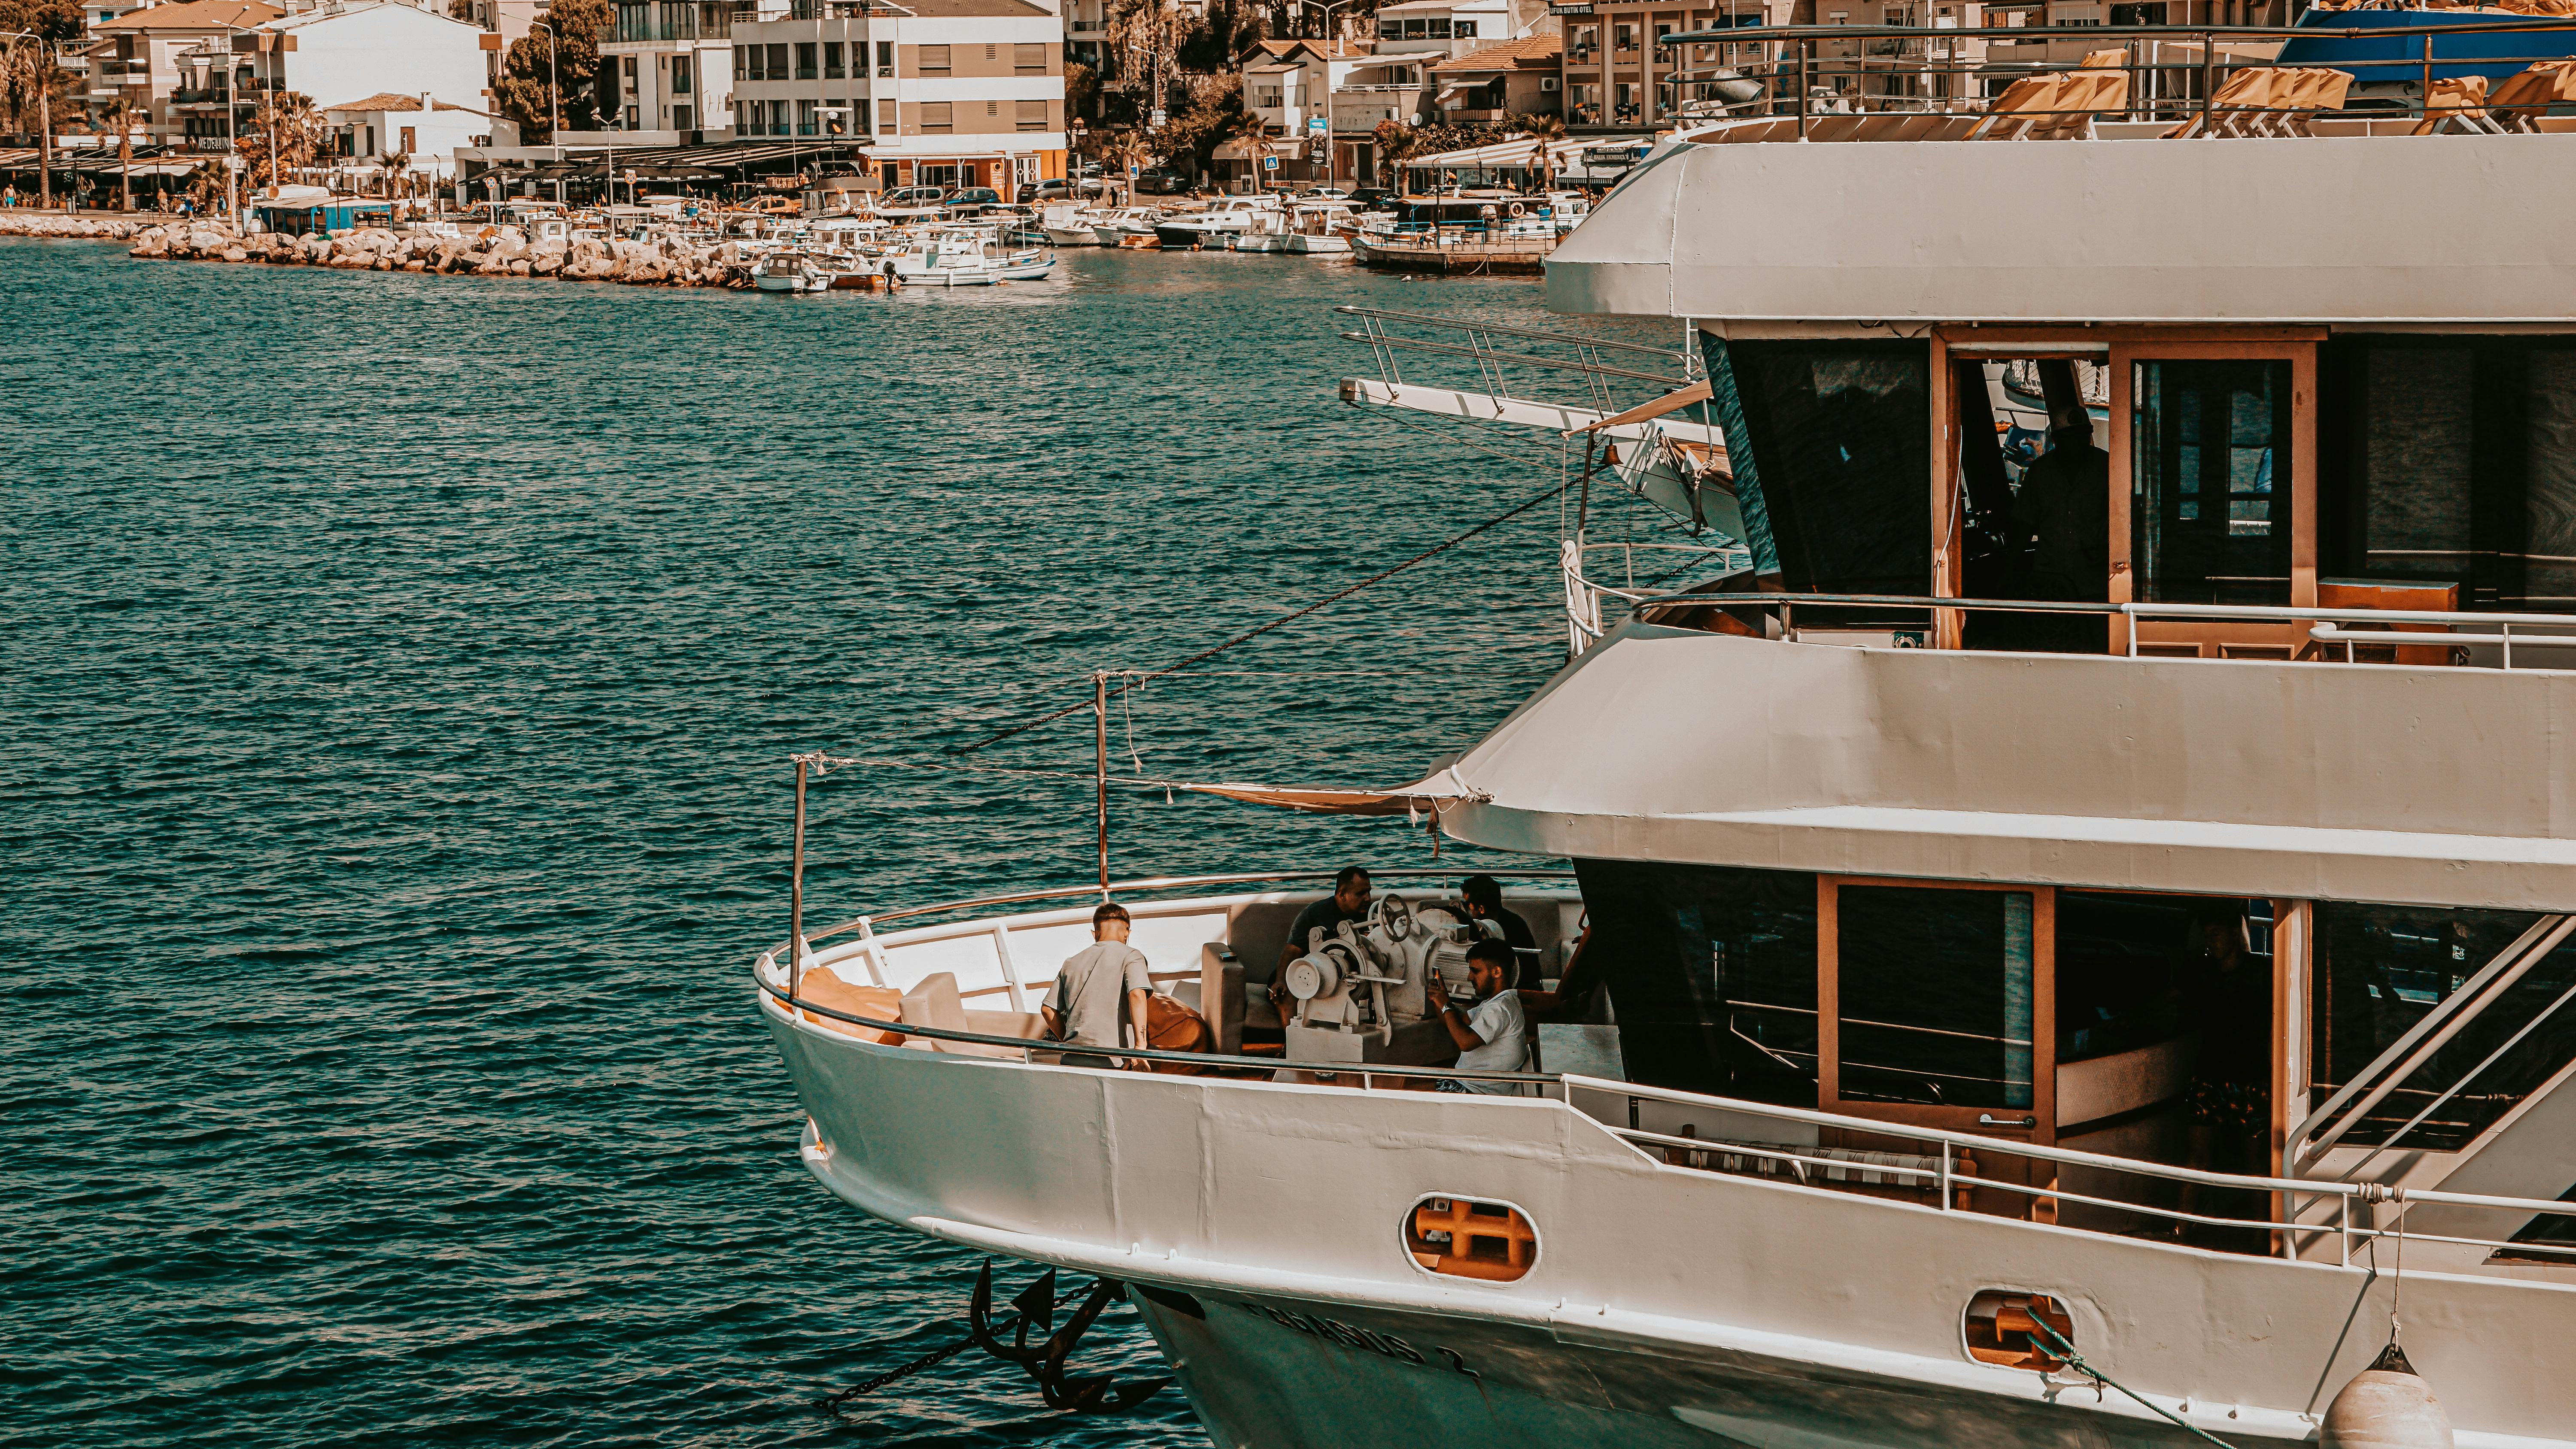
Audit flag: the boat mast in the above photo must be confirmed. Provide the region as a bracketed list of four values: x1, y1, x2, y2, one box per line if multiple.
[1095, 671, 1110, 898]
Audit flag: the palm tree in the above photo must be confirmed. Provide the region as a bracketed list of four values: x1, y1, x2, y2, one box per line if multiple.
[1230, 106, 1272, 191]
[242, 91, 324, 189]
[380, 149, 412, 202]
[4, 45, 77, 208]
[1517, 111, 1568, 193]
[96, 97, 144, 211]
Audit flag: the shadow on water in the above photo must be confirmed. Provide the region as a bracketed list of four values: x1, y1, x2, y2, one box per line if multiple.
[0, 239, 1685, 1447]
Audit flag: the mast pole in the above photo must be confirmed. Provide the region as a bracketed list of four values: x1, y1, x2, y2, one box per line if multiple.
[790, 756, 808, 997]
[1095, 672, 1110, 898]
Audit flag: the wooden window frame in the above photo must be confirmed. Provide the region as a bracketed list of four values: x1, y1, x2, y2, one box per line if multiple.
[1818, 875, 2057, 1146]
[1926, 328, 2320, 652]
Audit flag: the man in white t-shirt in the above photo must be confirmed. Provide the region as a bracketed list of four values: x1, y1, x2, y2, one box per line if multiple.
[1042, 902, 1154, 1069]
[1434, 939, 1575, 1095]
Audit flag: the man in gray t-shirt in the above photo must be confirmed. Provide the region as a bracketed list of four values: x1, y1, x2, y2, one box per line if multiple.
[1043, 901, 1154, 1068]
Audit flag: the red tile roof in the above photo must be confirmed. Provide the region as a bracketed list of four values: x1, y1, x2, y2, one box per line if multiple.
[92, 0, 281, 29]
[1431, 34, 1564, 73]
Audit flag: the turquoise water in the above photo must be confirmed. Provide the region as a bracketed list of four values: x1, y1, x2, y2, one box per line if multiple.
[2, 239, 1664, 1446]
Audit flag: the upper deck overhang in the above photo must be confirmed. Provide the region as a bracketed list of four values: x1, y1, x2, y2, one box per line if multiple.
[1545, 127, 2576, 329]
[1439, 624, 2576, 910]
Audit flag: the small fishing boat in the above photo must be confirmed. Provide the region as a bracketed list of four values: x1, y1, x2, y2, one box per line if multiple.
[753, 249, 828, 293]
[888, 233, 1056, 286]
[1153, 197, 1282, 251]
[1093, 207, 1166, 246]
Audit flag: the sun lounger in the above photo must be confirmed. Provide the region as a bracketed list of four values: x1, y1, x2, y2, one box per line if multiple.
[2486, 60, 2576, 132]
[1971, 73, 2074, 140]
[2411, 73, 2491, 135]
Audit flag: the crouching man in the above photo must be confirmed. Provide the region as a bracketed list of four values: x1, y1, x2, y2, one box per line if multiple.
[1042, 902, 1154, 1069]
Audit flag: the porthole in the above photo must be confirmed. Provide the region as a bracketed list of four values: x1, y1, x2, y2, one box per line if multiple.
[1962, 1290, 2072, 1370]
[1403, 1195, 1538, 1283]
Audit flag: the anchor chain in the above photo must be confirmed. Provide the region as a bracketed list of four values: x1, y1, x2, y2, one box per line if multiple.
[820, 1262, 1169, 1418]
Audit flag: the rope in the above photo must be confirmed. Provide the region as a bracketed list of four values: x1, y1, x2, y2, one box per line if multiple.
[945, 474, 1572, 756]
[2023, 1318, 2242, 1449]
[803, 755, 1197, 791]
[821, 1315, 1017, 1413]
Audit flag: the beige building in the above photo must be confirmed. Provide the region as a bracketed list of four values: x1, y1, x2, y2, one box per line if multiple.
[1428, 33, 1562, 122]
[728, 0, 1066, 192]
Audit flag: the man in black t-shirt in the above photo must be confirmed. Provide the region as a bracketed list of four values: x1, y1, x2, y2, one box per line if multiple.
[1271, 866, 1373, 1018]
[1460, 874, 1536, 978]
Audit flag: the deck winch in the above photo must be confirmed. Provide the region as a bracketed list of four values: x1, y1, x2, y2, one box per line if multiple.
[1282, 894, 1495, 1067]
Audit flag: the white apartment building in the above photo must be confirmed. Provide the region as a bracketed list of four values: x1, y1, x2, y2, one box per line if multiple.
[244, 0, 493, 124]
[88, 0, 284, 150]
[1062, 0, 1105, 69]
[323, 90, 514, 182]
[597, 0, 746, 143]
[728, 0, 1066, 192]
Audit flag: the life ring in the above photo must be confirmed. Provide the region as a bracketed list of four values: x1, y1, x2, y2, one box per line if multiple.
[1507, 201, 1525, 217]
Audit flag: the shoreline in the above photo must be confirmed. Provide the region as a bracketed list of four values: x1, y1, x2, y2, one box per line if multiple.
[3, 212, 768, 287]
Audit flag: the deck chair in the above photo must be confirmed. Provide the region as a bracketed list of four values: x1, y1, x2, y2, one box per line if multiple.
[2164, 66, 2283, 138]
[2410, 73, 2491, 135]
[2080, 48, 2129, 70]
[2285, 67, 2354, 134]
[1971, 73, 2073, 140]
[1804, 113, 1871, 142]
[2488, 60, 2576, 131]
[2030, 69, 2132, 139]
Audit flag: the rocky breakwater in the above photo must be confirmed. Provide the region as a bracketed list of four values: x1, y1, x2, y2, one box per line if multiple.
[112, 220, 761, 288]
[0, 213, 149, 242]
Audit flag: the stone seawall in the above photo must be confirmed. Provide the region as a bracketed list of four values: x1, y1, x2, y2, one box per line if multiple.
[2, 213, 763, 288]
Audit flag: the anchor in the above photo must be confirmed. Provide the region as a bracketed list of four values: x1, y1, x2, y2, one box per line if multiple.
[968, 1261, 1172, 1413]
[824, 1262, 1169, 1417]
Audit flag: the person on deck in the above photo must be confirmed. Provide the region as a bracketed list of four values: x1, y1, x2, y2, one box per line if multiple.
[2005, 403, 2111, 652]
[1268, 866, 1374, 1023]
[1459, 874, 1535, 963]
[1042, 902, 1154, 1069]
[1434, 940, 1580, 1094]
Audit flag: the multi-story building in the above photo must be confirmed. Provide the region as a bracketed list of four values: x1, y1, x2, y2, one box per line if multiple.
[322, 90, 515, 183]
[1062, 0, 1106, 70]
[85, 0, 283, 151]
[1427, 32, 1561, 121]
[243, 0, 493, 126]
[598, 0, 744, 143]
[728, 0, 1067, 193]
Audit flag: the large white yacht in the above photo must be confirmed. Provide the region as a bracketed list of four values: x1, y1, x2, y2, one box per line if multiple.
[754, 30, 2576, 1449]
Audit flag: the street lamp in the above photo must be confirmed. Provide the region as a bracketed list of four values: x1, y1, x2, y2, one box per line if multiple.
[528, 19, 562, 201]
[1307, 0, 1361, 195]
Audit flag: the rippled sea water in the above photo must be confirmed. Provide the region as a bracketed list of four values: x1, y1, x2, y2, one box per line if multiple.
[1, 237, 1691, 1447]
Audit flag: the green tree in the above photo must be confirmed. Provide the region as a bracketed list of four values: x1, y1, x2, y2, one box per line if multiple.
[0, 0, 82, 47]
[97, 94, 140, 210]
[494, 0, 612, 142]
[1516, 112, 1567, 191]
[239, 91, 327, 189]
[1065, 59, 1099, 123]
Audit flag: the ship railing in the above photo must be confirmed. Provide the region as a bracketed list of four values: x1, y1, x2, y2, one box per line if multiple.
[1563, 540, 1749, 655]
[1335, 304, 1698, 429]
[757, 906, 2576, 1260]
[1649, 17, 2576, 138]
[1574, 1075, 2576, 1267]
[1608, 590, 2576, 670]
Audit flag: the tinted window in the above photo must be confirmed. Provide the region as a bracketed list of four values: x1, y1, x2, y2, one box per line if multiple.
[1571, 860, 1817, 1101]
[1707, 338, 1931, 595]
[2133, 358, 2293, 605]
[1837, 886, 2033, 1111]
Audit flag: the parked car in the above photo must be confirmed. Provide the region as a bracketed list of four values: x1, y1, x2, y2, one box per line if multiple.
[1015, 177, 1106, 203]
[1134, 168, 1191, 195]
[944, 186, 1005, 214]
[1346, 186, 1398, 212]
[876, 185, 949, 216]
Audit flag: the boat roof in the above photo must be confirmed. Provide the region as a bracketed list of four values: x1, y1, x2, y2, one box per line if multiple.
[1546, 116, 2576, 329]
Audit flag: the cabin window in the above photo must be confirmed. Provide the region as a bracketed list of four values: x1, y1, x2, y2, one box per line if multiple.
[2310, 903, 2576, 1152]
[1571, 860, 1819, 1101]
[2357, 346, 2475, 582]
[1832, 885, 2038, 1112]
[2132, 358, 2294, 605]
[1704, 337, 1933, 596]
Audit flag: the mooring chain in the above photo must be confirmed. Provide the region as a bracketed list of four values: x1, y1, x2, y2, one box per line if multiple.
[820, 1262, 1168, 1418]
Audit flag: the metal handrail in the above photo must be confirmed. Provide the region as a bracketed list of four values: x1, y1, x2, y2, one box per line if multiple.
[1332, 306, 1685, 359]
[1335, 330, 1687, 391]
[757, 975, 1561, 1088]
[793, 867, 1580, 949]
[1572, 1074, 2576, 1228]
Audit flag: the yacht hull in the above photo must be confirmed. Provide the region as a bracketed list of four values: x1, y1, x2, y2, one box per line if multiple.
[761, 997, 2576, 1449]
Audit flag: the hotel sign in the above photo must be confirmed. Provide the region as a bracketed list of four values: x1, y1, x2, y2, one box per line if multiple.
[1549, 3, 1594, 12]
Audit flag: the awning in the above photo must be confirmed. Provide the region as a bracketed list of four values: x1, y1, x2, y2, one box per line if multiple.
[1179, 771, 1486, 817]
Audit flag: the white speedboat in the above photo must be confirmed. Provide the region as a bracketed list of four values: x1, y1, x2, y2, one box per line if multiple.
[1153, 197, 1281, 251]
[752, 249, 826, 293]
[756, 36, 2576, 1449]
[1089, 206, 1166, 246]
[888, 233, 1055, 286]
[1231, 200, 1355, 255]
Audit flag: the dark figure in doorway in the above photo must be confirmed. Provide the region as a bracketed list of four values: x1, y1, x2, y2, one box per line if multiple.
[2004, 406, 2111, 651]
[2177, 904, 2273, 1246]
